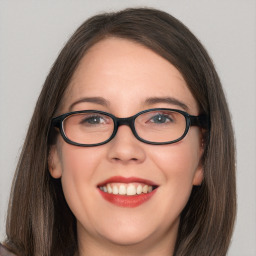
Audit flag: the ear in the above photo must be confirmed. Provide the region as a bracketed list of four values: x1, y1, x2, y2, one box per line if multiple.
[192, 165, 204, 186]
[48, 145, 62, 179]
[192, 135, 205, 186]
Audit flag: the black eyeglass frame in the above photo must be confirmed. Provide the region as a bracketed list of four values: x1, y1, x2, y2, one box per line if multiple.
[51, 108, 209, 147]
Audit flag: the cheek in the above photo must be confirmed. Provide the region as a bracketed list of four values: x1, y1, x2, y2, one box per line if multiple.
[148, 130, 202, 203]
[151, 141, 200, 180]
[58, 144, 104, 217]
[59, 144, 103, 177]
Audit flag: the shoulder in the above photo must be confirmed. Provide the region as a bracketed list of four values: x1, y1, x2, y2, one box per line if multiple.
[0, 244, 17, 256]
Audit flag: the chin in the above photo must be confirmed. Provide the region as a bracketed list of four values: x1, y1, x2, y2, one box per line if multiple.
[99, 228, 153, 246]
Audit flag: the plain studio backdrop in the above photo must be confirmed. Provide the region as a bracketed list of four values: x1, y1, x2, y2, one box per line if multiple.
[0, 1, 255, 255]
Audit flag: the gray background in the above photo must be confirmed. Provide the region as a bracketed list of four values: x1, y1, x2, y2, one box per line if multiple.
[0, 1, 255, 255]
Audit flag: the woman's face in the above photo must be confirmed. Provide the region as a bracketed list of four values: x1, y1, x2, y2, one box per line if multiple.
[49, 37, 203, 254]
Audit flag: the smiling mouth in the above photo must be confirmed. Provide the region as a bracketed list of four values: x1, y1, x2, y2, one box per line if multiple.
[97, 176, 158, 207]
[98, 183, 158, 196]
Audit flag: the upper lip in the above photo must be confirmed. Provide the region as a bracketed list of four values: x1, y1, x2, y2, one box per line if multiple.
[97, 176, 159, 187]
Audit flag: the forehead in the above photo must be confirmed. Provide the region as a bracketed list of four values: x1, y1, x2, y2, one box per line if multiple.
[62, 37, 199, 114]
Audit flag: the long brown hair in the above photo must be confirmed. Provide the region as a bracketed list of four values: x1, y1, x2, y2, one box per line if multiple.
[4, 8, 236, 256]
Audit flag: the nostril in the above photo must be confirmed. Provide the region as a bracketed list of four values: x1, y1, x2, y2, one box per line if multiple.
[112, 157, 138, 162]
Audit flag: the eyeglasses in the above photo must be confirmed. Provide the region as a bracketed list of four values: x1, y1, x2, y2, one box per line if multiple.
[51, 108, 208, 146]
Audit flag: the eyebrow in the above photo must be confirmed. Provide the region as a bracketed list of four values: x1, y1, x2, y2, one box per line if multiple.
[69, 97, 110, 111]
[69, 96, 189, 112]
[144, 97, 189, 111]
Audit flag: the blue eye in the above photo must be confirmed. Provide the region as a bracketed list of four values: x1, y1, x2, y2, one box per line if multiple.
[150, 114, 172, 124]
[80, 115, 106, 125]
[85, 116, 102, 124]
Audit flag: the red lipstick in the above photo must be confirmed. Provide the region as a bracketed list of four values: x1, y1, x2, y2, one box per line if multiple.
[97, 176, 158, 208]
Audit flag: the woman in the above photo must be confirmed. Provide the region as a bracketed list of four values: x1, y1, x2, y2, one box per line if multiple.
[1, 7, 236, 256]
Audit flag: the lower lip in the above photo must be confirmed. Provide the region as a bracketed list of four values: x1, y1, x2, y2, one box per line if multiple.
[98, 189, 157, 208]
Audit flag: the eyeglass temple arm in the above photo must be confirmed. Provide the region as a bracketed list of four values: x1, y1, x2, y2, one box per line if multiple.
[51, 116, 62, 129]
[190, 115, 210, 129]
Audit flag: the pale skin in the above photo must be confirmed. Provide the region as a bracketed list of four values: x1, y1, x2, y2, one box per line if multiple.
[49, 37, 204, 256]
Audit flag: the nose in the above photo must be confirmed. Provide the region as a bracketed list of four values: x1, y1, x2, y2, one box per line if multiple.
[107, 124, 146, 164]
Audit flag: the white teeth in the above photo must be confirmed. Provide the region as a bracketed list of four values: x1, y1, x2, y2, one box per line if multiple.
[113, 185, 119, 195]
[100, 183, 155, 196]
[127, 184, 137, 195]
[142, 185, 148, 193]
[119, 184, 126, 195]
[107, 184, 112, 193]
[136, 184, 142, 194]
